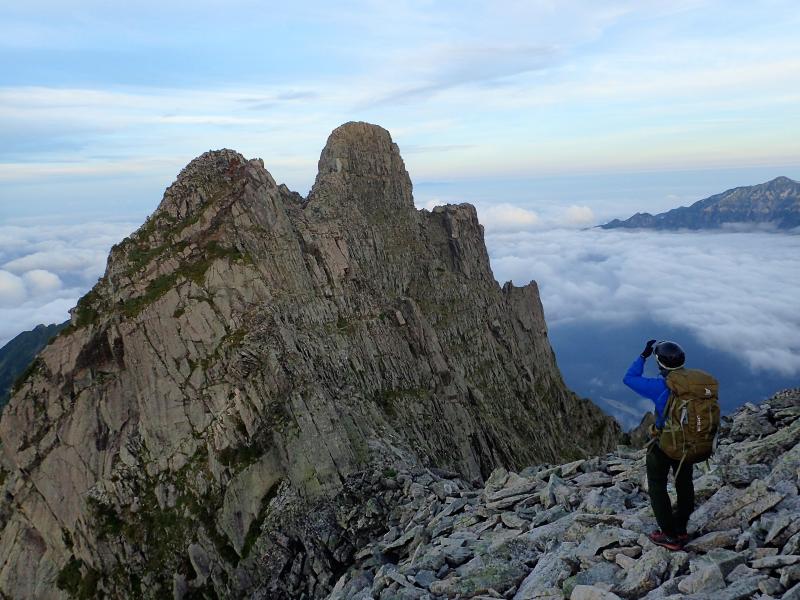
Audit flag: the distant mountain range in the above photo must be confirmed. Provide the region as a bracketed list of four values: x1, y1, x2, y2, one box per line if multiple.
[0, 322, 66, 409]
[601, 176, 800, 230]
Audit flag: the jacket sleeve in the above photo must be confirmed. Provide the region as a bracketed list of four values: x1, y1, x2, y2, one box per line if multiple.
[623, 356, 667, 403]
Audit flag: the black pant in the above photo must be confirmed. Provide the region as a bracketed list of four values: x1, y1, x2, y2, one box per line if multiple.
[646, 444, 695, 535]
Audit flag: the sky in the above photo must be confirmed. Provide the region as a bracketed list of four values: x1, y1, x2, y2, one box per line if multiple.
[1, 1, 799, 423]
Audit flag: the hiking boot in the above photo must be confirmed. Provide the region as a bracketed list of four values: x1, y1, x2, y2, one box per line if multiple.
[648, 530, 684, 551]
[676, 533, 690, 545]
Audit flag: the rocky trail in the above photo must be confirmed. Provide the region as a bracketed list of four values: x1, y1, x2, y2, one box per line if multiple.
[322, 389, 800, 600]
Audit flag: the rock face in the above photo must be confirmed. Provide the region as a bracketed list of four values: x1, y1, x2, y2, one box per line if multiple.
[0, 122, 619, 599]
[324, 389, 800, 600]
[600, 176, 800, 230]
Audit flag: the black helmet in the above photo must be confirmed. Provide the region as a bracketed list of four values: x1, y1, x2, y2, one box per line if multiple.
[654, 341, 685, 370]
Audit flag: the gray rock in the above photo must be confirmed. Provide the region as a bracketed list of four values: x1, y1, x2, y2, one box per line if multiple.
[689, 482, 785, 533]
[614, 547, 670, 598]
[677, 560, 726, 594]
[713, 574, 768, 600]
[640, 575, 687, 599]
[570, 585, 623, 600]
[540, 474, 574, 509]
[413, 570, 437, 589]
[602, 546, 642, 561]
[751, 554, 800, 569]
[758, 577, 784, 596]
[684, 529, 740, 552]
[781, 564, 800, 587]
[726, 563, 760, 582]
[729, 413, 777, 441]
[718, 464, 771, 487]
[562, 562, 619, 597]
[702, 548, 746, 578]
[514, 552, 572, 599]
[575, 526, 639, 559]
[573, 472, 613, 487]
[786, 581, 800, 600]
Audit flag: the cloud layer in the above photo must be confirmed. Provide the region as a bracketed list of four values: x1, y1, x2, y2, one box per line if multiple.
[486, 228, 800, 377]
[0, 220, 138, 346]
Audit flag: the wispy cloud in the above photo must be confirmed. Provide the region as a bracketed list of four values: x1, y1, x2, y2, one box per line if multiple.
[366, 43, 558, 106]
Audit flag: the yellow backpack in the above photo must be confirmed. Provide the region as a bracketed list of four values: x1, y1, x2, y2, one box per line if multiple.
[659, 369, 720, 470]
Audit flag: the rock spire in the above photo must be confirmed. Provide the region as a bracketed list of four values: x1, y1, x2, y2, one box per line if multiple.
[0, 122, 619, 599]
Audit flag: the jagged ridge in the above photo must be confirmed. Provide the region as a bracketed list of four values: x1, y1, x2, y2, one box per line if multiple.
[0, 122, 619, 599]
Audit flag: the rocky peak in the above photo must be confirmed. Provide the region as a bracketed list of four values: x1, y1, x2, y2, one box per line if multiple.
[0, 123, 619, 599]
[310, 121, 414, 216]
[160, 149, 247, 218]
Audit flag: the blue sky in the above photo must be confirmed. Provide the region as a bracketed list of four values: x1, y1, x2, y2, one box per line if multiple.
[0, 1, 799, 418]
[2, 0, 800, 224]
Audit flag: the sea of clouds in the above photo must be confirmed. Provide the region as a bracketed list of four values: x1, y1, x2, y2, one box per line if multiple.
[0, 220, 139, 346]
[486, 226, 800, 378]
[1, 209, 798, 393]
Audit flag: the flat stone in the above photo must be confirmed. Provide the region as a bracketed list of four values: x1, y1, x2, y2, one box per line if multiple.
[714, 574, 768, 600]
[575, 526, 639, 559]
[752, 547, 779, 559]
[570, 585, 623, 600]
[602, 546, 641, 561]
[615, 554, 637, 569]
[684, 529, 740, 552]
[526, 513, 578, 551]
[726, 563, 760, 582]
[689, 482, 785, 533]
[784, 531, 800, 555]
[573, 472, 613, 487]
[751, 554, 800, 569]
[501, 513, 529, 530]
[530, 506, 568, 528]
[487, 472, 541, 502]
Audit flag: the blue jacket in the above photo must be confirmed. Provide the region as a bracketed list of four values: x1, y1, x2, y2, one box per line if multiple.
[623, 355, 670, 428]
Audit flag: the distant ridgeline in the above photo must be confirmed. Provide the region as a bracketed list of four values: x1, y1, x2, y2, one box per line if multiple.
[0, 322, 67, 409]
[601, 176, 800, 230]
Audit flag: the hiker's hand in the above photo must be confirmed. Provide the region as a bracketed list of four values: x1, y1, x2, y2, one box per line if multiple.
[641, 339, 657, 358]
[648, 423, 659, 438]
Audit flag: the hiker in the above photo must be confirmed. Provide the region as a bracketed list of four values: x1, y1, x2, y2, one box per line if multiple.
[623, 339, 719, 551]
